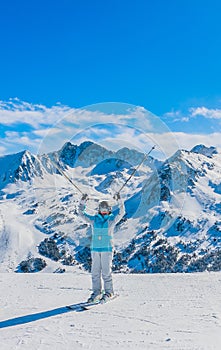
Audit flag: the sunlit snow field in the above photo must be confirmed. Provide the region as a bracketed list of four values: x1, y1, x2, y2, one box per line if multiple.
[0, 271, 221, 350]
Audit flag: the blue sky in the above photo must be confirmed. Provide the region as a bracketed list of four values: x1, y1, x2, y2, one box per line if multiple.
[0, 0, 221, 157]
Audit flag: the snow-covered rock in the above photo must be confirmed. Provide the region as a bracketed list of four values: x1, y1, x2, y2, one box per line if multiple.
[191, 144, 218, 158]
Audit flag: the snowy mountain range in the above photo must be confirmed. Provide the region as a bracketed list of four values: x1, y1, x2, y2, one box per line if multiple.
[0, 141, 221, 273]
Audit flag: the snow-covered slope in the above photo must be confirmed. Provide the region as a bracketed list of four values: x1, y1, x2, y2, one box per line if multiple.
[1, 272, 221, 350]
[0, 141, 221, 273]
[0, 150, 44, 189]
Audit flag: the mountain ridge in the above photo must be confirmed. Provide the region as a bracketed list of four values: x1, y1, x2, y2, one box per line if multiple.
[0, 141, 221, 273]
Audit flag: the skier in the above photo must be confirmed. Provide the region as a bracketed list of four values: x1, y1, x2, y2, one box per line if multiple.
[79, 193, 125, 303]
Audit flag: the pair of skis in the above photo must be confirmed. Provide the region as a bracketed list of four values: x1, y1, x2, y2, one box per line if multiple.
[66, 294, 118, 311]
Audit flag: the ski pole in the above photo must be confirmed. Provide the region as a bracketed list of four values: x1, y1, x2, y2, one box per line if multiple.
[45, 154, 84, 195]
[113, 145, 156, 199]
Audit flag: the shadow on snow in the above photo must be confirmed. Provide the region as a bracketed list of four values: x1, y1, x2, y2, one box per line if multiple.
[0, 303, 84, 329]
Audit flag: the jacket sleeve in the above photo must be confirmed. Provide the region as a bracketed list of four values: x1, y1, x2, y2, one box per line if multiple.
[109, 199, 125, 226]
[78, 201, 94, 224]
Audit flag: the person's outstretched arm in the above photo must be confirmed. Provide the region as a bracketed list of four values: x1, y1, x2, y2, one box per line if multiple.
[78, 194, 95, 223]
[109, 193, 125, 226]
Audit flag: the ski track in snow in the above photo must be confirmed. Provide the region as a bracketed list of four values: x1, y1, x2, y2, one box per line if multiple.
[0, 272, 221, 350]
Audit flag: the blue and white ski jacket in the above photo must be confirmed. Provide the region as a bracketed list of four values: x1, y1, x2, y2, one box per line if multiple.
[79, 201, 125, 252]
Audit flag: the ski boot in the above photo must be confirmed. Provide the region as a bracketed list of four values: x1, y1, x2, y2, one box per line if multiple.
[100, 292, 114, 303]
[87, 292, 102, 303]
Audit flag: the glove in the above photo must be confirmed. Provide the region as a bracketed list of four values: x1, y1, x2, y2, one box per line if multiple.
[113, 192, 120, 201]
[81, 193, 89, 202]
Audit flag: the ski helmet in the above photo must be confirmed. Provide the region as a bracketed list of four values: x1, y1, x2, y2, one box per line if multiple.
[98, 200, 111, 214]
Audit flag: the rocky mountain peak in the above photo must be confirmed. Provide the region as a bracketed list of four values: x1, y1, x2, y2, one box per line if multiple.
[191, 144, 218, 158]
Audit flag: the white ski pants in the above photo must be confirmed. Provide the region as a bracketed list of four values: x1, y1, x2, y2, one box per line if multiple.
[91, 251, 113, 295]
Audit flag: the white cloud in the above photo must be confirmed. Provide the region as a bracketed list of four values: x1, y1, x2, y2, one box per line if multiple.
[36, 104, 170, 154]
[63, 105, 154, 132]
[33, 127, 62, 137]
[1, 98, 221, 159]
[127, 132, 221, 159]
[0, 98, 72, 128]
[0, 146, 7, 156]
[163, 110, 182, 118]
[4, 131, 39, 147]
[170, 132, 221, 152]
[163, 106, 221, 122]
[162, 110, 192, 124]
[190, 107, 221, 119]
[0, 100, 155, 142]
[180, 117, 190, 122]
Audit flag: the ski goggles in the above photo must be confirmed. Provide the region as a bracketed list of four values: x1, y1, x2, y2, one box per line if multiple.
[99, 207, 110, 214]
